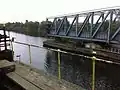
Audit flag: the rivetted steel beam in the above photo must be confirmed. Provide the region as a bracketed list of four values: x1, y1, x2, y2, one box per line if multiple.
[90, 12, 94, 38]
[54, 18, 57, 33]
[48, 34, 108, 43]
[49, 18, 56, 32]
[107, 11, 113, 43]
[47, 6, 120, 19]
[111, 26, 120, 40]
[77, 13, 91, 37]
[56, 17, 66, 35]
[76, 15, 79, 36]
[92, 11, 111, 38]
[66, 15, 78, 36]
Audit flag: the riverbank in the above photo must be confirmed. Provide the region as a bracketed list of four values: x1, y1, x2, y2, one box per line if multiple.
[43, 40, 120, 63]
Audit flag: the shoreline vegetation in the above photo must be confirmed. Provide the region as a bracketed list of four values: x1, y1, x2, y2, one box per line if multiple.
[0, 20, 52, 37]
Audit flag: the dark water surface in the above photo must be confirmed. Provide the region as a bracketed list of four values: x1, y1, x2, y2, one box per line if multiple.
[6, 32, 120, 90]
[45, 51, 120, 90]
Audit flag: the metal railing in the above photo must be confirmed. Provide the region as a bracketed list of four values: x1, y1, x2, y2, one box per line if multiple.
[12, 41, 43, 64]
[10, 39, 120, 90]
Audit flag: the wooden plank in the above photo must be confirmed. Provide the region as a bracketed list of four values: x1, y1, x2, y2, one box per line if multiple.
[13, 62, 84, 90]
[7, 72, 42, 90]
[0, 60, 15, 74]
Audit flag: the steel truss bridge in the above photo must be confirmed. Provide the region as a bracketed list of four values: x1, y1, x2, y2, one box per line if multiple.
[47, 7, 120, 44]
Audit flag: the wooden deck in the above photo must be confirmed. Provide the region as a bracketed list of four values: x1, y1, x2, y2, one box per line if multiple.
[0, 60, 15, 74]
[6, 62, 85, 90]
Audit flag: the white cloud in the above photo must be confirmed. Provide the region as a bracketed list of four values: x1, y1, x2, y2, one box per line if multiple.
[0, 0, 119, 23]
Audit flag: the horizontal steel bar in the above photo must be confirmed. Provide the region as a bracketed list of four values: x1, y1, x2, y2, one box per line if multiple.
[48, 34, 120, 44]
[14, 41, 43, 48]
[47, 6, 120, 19]
[0, 39, 11, 42]
[48, 48, 120, 65]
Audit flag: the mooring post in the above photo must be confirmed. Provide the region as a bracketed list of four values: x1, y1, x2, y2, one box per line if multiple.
[92, 51, 96, 90]
[16, 55, 21, 63]
[57, 49, 61, 80]
[28, 45, 32, 64]
[11, 41, 14, 59]
[3, 26, 7, 50]
[11, 37, 14, 60]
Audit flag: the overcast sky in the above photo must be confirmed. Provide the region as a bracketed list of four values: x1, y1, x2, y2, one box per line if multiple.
[0, 0, 120, 23]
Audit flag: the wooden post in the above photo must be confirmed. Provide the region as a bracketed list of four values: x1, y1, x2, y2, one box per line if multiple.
[16, 55, 21, 63]
[28, 45, 32, 64]
[3, 26, 7, 50]
[11, 41, 14, 60]
[57, 49, 61, 80]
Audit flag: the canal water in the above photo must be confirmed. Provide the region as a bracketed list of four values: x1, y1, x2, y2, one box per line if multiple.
[5, 31, 120, 90]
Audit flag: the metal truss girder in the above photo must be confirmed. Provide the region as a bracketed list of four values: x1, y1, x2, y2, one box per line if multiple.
[93, 13, 104, 29]
[107, 11, 113, 43]
[47, 6, 120, 19]
[111, 26, 120, 40]
[92, 11, 111, 38]
[50, 18, 57, 31]
[90, 12, 94, 37]
[65, 15, 78, 36]
[76, 15, 79, 36]
[113, 9, 120, 22]
[77, 13, 91, 37]
[47, 7, 120, 44]
[48, 34, 120, 44]
[56, 17, 66, 34]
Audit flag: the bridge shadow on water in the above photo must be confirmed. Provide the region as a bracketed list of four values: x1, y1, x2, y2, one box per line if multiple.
[44, 50, 120, 90]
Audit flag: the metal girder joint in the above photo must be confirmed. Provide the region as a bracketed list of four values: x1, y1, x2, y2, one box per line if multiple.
[111, 26, 120, 40]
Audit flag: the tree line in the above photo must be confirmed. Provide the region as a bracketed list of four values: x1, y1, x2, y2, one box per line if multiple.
[0, 19, 119, 37]
[0, 20, 52, 37]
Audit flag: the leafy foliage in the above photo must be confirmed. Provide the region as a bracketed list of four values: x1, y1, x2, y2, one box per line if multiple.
[0, 20, 52, 37]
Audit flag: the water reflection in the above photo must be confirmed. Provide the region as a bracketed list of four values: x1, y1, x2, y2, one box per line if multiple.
[45, 50, 120, 90]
